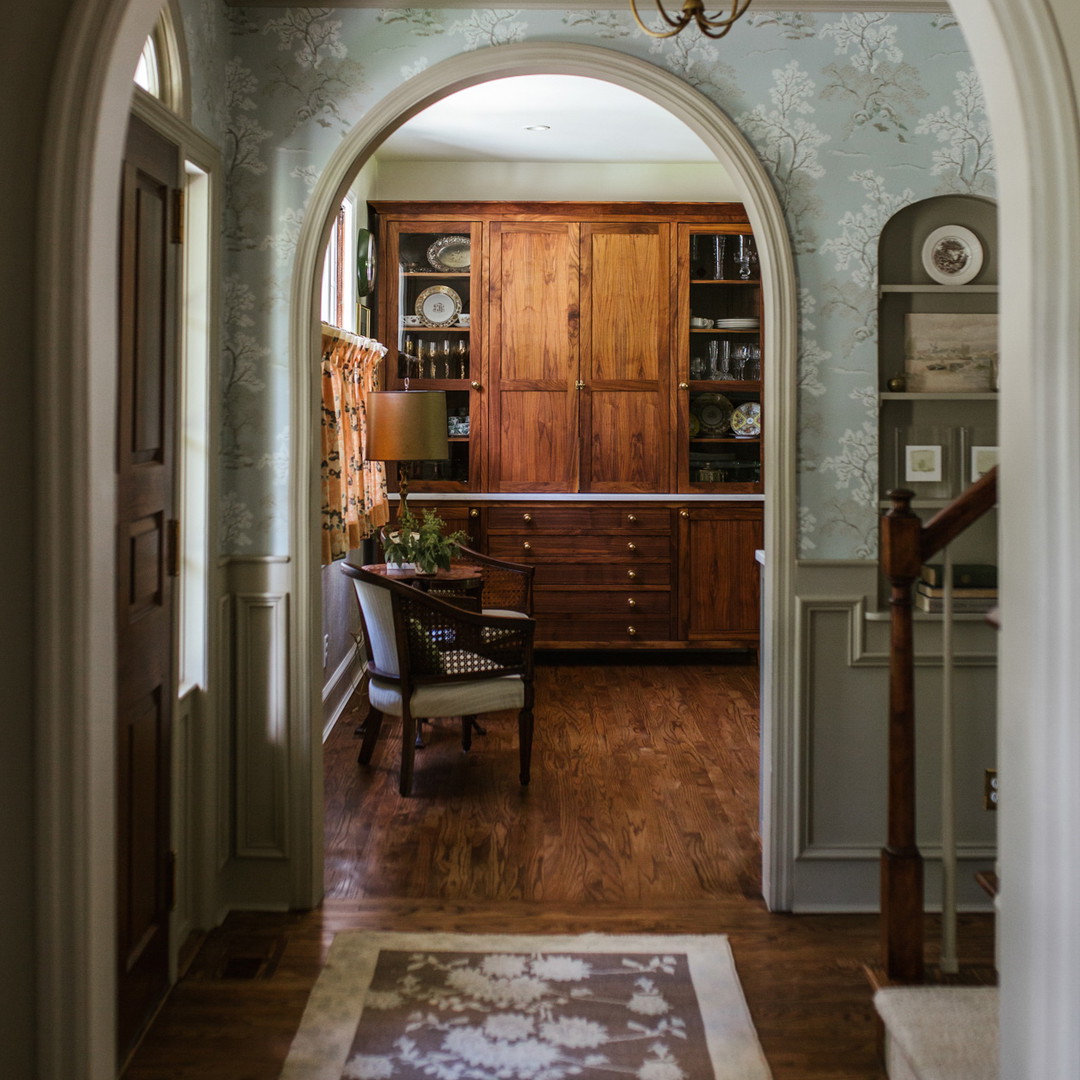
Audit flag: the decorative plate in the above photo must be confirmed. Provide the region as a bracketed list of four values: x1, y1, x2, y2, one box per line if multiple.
[692, 393, 733, 435]
[356, 228, 376, 299]
[427, 235, 471, 272]
[921, 225, 984, 285]
[689, 412, 701, 437]
[415, 285, 462, 327]
[730, 401, 762, 438]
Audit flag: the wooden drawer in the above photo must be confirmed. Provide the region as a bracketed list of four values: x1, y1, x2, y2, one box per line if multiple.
[489, 533, 671, 562]
[534, 615, 672, 644]
[533, 590, 670, 616]
[487, 505, 671, 534]
[533, 562, 670, 587]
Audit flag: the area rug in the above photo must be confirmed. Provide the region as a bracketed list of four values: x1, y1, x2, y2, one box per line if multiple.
[280, 931, 772, 1080]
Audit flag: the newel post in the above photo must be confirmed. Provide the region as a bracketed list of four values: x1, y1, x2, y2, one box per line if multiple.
[880, 488, 925, 982]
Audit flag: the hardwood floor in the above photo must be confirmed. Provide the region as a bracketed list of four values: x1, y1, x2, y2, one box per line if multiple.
[123, 653, 993, 1079]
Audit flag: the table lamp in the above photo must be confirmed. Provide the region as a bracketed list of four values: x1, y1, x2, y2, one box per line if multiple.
[365, 389, 448, 522]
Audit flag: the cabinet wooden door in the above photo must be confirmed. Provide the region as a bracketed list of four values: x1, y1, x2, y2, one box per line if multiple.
[678, 504, 762, 646]
[579, 221, 673, 493]
[487, 220, 580, 492]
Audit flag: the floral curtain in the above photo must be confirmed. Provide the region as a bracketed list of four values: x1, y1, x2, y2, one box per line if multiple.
[321, 325, 389, 564]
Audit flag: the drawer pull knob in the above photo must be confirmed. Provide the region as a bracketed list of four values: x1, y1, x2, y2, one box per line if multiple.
[469, 508, 479, 518]
[627, 514, 638, 523]
[627, 570, 637, 580]
[679, 509, 689, 518]
[678, 381, 690, 390]
[627, 598, 637, 608]
[523, 541, 532, 551]
[627, 626, 637, 637]
[471, 381, 481, 390]
[522, 513, 532, 523]
[627, 542, 637, 553]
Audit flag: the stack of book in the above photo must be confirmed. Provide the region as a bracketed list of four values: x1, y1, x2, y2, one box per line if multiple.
[915, 563, 998, 613]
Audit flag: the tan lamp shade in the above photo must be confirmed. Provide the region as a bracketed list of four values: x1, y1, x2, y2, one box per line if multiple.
[365, 390, 448, 462]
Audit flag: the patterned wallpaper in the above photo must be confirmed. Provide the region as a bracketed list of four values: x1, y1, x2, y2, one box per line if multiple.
[177, 4, 994, 559]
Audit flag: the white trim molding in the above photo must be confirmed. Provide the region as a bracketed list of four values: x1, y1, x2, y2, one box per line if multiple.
[289, 40, 801, 914]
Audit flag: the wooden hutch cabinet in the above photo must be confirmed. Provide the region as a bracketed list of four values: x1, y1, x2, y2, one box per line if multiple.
[371, 201, 763, 651]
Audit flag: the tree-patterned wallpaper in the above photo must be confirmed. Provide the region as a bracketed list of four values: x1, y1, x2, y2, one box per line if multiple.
[177, 4, 994, 560]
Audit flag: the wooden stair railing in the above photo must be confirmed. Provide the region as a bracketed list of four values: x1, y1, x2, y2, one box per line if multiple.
[880, 465, 998, 982]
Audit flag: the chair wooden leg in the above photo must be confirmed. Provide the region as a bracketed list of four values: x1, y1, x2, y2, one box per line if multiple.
[399, 707, 417, 796]
[461, 714, 475, 752]
[357, 707, 383, 765]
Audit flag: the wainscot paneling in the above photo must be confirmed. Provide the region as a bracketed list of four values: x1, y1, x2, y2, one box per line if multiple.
[790, 561, 997, 912]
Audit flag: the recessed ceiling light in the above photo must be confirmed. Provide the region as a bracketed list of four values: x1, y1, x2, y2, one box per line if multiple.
[524, 124, 551, 132]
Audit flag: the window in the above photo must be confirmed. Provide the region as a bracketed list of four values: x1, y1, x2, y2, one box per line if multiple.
[134, 34, 161, 98]
[321, 195, 358, 332]
[131, 9, 182, 114]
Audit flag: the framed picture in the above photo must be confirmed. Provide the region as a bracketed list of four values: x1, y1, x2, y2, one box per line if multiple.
[357, 303, 372, 337]
[905, 444, 943, 483]
[904, 313, 998, 393]
[970, 445, 998, 482]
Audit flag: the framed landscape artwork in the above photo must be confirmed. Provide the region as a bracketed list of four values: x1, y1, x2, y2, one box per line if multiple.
[904, 313, 998, 392]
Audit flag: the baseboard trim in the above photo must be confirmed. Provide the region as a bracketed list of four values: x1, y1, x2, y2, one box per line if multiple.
[322, 647, 365, 742]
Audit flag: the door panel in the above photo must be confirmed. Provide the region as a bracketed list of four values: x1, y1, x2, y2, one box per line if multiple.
[487, 221, 580, 492]
[116, 112, 179, 1060]
[579, 222, 672, 493]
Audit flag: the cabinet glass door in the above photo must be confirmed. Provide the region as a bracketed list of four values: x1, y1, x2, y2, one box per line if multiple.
[379, 218, 480, 490]
[679, 224, 764, 494]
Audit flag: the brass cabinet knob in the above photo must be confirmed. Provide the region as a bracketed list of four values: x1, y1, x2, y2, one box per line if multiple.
[523, 541, 532, 551]
[522, 513, 532, 523]
[678, 382, 690, 390]
[471, 381, 481, 390]
[627, 514, 637, 523]
[627, 598, 637, 608]
[627, 542, 637, 553]
[627, 626, 637, 637]
[627, 570, 637, 580]
[679, 509, 689, 518]
[469, 508, 479, 518]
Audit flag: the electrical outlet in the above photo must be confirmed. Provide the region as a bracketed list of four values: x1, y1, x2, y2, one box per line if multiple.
[984, 769, 998, 811]
[323, 634, 330, 667]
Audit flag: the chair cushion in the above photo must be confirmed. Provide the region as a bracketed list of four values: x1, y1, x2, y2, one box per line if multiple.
[369, 673, 525, 718]
[482, 608, 530, 619]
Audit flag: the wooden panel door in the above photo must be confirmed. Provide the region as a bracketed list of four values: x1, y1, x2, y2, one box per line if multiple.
[487, 220, 580, 492]
[579, 221, 673, 493]
[116, 113, 179, 1059]
[678, 504, 763, 645]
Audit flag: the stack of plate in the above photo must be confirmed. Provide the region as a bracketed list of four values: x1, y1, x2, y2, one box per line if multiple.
[714, 317, 760, 330]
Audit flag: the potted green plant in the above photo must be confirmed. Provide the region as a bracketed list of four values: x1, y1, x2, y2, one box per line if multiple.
[382, 508, 467, 575]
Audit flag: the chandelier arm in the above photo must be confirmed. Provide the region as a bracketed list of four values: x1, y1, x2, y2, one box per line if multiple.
[630, 0, 690, 38]
[631, 0, 752, 38]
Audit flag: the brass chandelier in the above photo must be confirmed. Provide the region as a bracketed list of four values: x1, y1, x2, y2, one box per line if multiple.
[630, 0, 752, 39]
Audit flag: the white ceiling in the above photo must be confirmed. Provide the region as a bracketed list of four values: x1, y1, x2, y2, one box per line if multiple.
[375, 75, 718, 164]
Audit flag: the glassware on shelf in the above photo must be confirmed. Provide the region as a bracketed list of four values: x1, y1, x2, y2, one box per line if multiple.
[454, 339, 468, 379]
[735, 234, 758, 280]
[712, 235, 726, 279]
[690, 353, 705, 380]
[708, 340, 720, 379]
[442, 338, 452, 378]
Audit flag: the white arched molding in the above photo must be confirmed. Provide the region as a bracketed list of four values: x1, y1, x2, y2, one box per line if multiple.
[951, 3, 1080, 1076]
[289, 42, 801, 912]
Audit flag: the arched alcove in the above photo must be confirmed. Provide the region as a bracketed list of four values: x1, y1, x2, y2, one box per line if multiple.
[289, 41, 801, 913]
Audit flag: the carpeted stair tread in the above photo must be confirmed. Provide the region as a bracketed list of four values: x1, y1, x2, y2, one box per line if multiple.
[874, 986, 998, 1080]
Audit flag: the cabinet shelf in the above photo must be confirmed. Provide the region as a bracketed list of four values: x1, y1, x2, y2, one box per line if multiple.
[690, 380, 760, 391]
[691, 278, 760, 286]
[403, 270, 470, 279]
[880, 391, 998, 401]
[879, 283, 998, 295]
[690, 328, 759, 335]
[691, 437, 761, 445]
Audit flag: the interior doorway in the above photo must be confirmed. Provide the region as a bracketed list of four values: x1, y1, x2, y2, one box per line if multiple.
[304, 46, 799, 911]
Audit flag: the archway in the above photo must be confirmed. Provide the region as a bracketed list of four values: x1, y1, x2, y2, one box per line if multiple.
[289, 41, 800, 918]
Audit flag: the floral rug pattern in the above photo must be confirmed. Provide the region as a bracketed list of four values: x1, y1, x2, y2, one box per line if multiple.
[344, 948, 707, 1079]
[279, 932, 772, 1080]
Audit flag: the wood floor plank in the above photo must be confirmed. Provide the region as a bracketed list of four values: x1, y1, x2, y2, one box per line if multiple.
[123, 656, 994, 1080]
